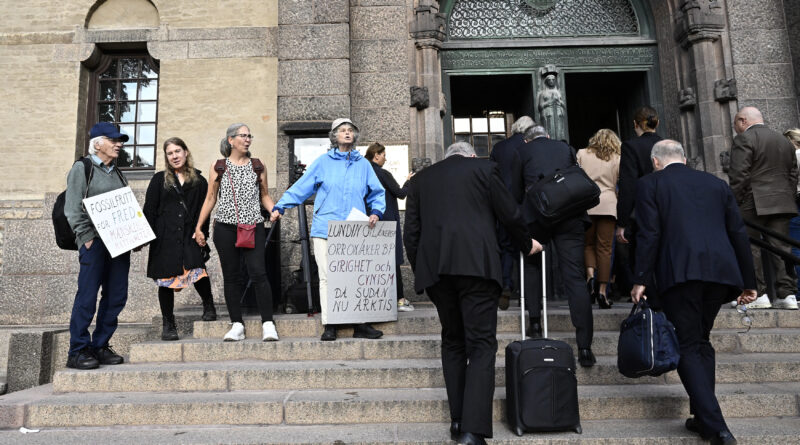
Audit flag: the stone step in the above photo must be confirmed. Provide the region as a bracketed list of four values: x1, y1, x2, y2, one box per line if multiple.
[52, 353, 800, 393]
[1, 417, 799, 444]
[129, 328, 800, 364]
[189, 306, 800, 339]
[3, 382, 798, 428]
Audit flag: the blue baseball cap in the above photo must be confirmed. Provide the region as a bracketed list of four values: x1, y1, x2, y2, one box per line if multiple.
[90, 122, 129, 142]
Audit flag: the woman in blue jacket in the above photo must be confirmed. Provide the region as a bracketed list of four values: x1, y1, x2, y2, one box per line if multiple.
[272, 118, 386, 341]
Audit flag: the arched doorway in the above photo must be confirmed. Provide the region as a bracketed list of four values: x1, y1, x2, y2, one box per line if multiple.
[440, 0, 662, 151]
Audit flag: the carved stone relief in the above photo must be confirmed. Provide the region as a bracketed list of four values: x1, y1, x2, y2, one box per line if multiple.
[678, 87, 696, 111]
[410, 86, 430, 110]
[441, 46, 657, 70]
[713, 79, 737, 103]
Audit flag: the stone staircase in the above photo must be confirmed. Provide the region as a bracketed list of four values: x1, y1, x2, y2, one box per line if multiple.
[0, 303, 799, 444]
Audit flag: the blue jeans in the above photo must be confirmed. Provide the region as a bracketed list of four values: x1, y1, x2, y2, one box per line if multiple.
[791, 210, 800, 293]
[69, 238, 130, 355]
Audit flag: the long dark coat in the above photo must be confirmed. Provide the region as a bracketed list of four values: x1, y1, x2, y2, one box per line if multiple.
[143, 169, 210, 279]
[370, 161, 408, 265]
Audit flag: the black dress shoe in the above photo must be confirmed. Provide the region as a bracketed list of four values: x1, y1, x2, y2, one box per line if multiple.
[161, 315, 179, 341]
[456, 432, 487, 445]
[353, 323, 383, 339]
[320, 325, 337, 341]
[578, 348, 596, 367]
[201, 301, 217, 321]
[450, 420, 461, 440]
[66, 347, 99, 370]
[94, 345, 124, 365]
[710, 430, 737, 445]
[498, 287, 512, 310]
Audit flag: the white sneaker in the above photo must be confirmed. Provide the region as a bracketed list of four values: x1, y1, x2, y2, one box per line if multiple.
[397, 298, 415, 312]
[262, 321, 279, 341]
[223, 322, 245, 341]
[747, 294, 772, 309]
[773, 295, 799, 310]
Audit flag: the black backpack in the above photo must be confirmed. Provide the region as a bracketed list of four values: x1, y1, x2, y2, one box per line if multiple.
[525, 164, 600, 226]
[52, 158, 94, 250]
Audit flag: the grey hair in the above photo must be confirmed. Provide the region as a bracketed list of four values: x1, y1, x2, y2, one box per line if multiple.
[445, 141, 476, 158]
[651, 139, 686, 161]
[524, 125, 549, 141]
[87, 136, 105, 156]
[219, 123, 248, 157]
[511, 116, 535, 135]
[328, 123, 360, 146]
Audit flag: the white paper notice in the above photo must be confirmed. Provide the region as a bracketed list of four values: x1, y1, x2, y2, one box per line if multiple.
[83, 186, 156, 258]
[325, 220, 397, 324]
[346, 207, 369, 221]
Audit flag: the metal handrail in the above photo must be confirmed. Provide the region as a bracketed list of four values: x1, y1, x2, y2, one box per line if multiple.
[744, 219, 800, 250]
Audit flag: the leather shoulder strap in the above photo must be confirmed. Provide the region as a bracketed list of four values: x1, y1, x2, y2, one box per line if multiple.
[251, 158, 264, 183]
[213, 159, 226, 182]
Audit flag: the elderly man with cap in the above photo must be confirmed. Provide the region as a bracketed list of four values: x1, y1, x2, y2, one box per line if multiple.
[271, 118, 387, 341]
[64, 122, 131, 369]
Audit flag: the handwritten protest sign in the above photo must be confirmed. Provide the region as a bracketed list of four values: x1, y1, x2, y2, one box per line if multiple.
[325, 221, 397, 324]
[83, 186, 155, 258]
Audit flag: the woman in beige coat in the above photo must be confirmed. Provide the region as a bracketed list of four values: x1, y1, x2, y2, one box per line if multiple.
[577, 129, 621, 309]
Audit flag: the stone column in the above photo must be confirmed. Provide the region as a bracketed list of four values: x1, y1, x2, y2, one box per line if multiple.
[410, 1, 446, 162]
[673, 0, 733, 176]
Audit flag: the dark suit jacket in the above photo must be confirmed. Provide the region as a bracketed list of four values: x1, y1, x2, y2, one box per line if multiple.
[370, 161, 408, 265]
[404, 156, 532, 293]
[617, 132, 663, 228]
[633, 163, 756, 295]
[489, 133, 525, 203]
[517, 136, 587, 240]
[728, 124, 798, 216]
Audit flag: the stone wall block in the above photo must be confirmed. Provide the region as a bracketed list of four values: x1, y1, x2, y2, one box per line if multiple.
[278, 24, 349, 60]
[278, 59, 350, 96]
[350, 39, 406, 73]
[350, 0, 405, 6]
[3, 220, 78, 274]
[51, 43, 94, 63]
[280, 0, 315, 25]
[315, 0, 350, 23]
[188, 38, 277, 59]
[351, 105, 410, 142]
[6, 330, 56, 393]
[278, 95, 350, 121]
[734, 64, 796, 100]
[147, 41, 189, 60]
[168, 27, 273, 41]
[729, 30, 790, 65]
[350, 6, 405, 41]
[84, 29, 158, 43]
[765, 98, 800, 132]
[351, 72, 407, 107]
[726, 0, 786, 30]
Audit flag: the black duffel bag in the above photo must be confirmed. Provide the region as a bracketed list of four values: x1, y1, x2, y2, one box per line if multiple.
[525, 164, 600, 225]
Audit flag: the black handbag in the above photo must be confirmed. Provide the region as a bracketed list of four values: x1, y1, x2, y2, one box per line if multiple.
[617, 299, 680, 378]
[525, 164, 600, 225]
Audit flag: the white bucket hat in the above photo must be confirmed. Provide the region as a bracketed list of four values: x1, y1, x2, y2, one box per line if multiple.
[331, 118, 358, 132]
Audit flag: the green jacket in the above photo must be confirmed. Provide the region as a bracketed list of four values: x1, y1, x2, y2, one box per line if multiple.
[64, 157, 127, 248]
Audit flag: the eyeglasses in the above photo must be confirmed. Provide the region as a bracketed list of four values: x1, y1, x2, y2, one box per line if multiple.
[235, 134, 254, 140]
[736, 304, 752, 334]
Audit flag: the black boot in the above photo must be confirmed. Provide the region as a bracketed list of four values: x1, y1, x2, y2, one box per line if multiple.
[353, 323, 383, 339]
[527, 317, 542, 338]
[201, 300, 217, 321]
[161, 315, 179, 341]
[320, 325, 337, 341]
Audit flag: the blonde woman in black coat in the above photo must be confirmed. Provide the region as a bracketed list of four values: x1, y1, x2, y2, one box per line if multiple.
[143, 137, 216, 341]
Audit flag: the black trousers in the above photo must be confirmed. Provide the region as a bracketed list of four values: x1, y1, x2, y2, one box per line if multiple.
[662, 281, 731, 436]
[213, 222, 273, 323]
[427, 275, 499, 438]
[524, 218, 593, 349]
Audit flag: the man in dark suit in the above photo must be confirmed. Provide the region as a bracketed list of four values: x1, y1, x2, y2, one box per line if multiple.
[405, 142, 541, 445]
[728, 106, 799, 309]
[517, 125, 596, 367]
[631, 139, 757, 445]
[489, 116, 534, 309]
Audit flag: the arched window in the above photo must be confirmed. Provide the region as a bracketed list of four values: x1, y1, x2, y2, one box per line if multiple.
[87, 52, 159, 169]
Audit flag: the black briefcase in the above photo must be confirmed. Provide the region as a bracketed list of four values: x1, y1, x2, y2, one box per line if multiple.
[505, 251, 582, 435]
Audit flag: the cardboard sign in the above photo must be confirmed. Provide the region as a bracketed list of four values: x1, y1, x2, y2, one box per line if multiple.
[83, 186, 155, 258]
[325, 221, 397, 324]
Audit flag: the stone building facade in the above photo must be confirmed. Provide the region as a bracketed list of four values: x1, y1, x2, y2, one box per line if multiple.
[0, 0, 797, 325]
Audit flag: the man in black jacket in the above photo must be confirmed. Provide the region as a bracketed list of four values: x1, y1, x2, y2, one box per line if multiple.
[489, 116, 534, 309]
[517, 125, 596, 367]
[632, 140, 756, 445]
[405, 142, 541, 445]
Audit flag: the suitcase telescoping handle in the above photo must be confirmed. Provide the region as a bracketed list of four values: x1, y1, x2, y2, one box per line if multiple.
[519, 248, 548, 341]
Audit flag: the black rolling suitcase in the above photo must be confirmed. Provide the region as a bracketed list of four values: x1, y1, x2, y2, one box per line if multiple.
[505, 250, 582, 435]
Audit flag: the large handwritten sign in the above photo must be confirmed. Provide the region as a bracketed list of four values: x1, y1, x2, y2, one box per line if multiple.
[325, 221, 397, 324]
[83, 186, 155, 258]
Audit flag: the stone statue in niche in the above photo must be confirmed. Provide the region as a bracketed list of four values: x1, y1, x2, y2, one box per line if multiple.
[714, 78, 737, 102]
[678, 87, 696, 111]
[536, 65, 567, 141]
